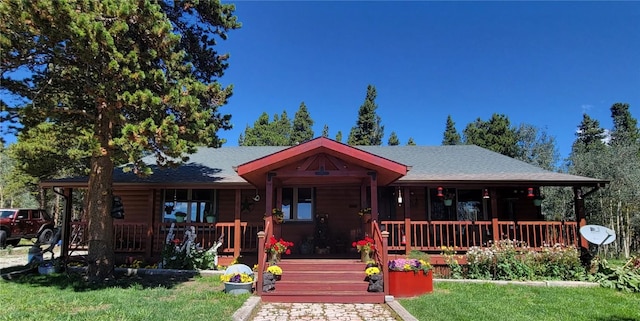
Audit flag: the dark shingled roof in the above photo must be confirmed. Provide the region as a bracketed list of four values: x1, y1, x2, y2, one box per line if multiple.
[43, 144, 606, 187]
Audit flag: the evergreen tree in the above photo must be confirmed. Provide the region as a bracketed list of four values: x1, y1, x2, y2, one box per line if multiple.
[610, 103, 640, 147]
[442, 115, 461, 145]
[290, 102, 314, 145]
[273, 111, 292, 146]
[387, 132, 400, 146]
[322, 125, 329, 138]
[240, 111, 292, 146]
[347, 85, 384, 146]
[406, 137, 416, 146]
[0, 0, 240, 281]
[572, 114, 607, 154]
[463, 114, 518, 157]
[336, 131, 343, 143]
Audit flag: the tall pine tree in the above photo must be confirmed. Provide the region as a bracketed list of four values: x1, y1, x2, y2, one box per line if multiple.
[0, 0, 240, 281]
[348, 85, 384, 146]
[290, 102, 314, 145]
[442, 115, 461, 145]
[463, 114, 518, 157]
[387, 131, 400, 146]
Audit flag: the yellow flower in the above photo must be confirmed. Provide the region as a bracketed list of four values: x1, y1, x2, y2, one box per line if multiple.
[267, 265, 283, 275]
[365, 267, 380, 276]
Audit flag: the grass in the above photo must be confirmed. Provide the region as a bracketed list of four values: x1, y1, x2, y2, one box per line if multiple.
[0, 272, 248, 321]
[399, 282, 640, 321]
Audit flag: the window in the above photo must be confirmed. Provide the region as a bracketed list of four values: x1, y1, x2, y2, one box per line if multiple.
[163, 189, 216, 223]
[282, 187, 313, 221]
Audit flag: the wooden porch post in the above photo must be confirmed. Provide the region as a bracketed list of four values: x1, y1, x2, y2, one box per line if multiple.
[490, 188, 500, 243]
[403, 186, 411, 256]
[574, 187, 588, 249]
[145, 189, 155, 260]
[61, 188, 73, 260]
[234, 189, 242, 258]
[369, 172, 378, 237]
[381, 230, 390, 296]
[265, 173, 274, 236]
[256, 231, 266, 296]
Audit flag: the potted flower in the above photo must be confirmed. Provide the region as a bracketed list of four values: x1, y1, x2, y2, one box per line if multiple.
[220, 272, 255, 295]
[365, 266, 383, 292]
[174, 211, 187, 223]
[266, 265, 283, 280]
[352, 236, 375, 262]
[265, 236, 293, 264]
[387, 256, 433, 297]
[270, 208, 285, 224]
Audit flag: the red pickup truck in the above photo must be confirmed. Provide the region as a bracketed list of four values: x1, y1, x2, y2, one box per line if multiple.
[0, 208, 56, 248]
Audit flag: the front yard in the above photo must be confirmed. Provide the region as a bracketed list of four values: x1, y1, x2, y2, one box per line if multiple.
[400, 281, 640, 321]
[0, 273, 247, 321]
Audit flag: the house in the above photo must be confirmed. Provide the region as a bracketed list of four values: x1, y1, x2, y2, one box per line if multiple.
[42, 137, 606, 299]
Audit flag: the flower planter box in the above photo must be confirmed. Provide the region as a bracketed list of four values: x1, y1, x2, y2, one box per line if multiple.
[224, 282, 253, 295]
[388, 270, 433, 297]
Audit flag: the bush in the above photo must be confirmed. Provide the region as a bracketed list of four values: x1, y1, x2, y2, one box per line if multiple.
[591, 257, 640, 292]
[466, 240, 586, 281]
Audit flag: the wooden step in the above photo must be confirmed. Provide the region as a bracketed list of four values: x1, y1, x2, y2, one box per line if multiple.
[261, 258, 383, 303]
[281, 270, 364, 282]
[261, 291, 385, 303]
[275, 280, 368, 292]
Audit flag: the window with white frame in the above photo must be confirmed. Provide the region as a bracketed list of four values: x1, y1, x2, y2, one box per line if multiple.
[282, 187, 313, 221]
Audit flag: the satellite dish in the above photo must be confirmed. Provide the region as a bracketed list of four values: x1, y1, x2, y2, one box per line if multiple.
[580, 225, 616, 246]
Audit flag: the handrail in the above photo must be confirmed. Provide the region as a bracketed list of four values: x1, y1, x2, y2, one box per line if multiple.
[371, 220, 389, 295]
[256, 219, 272, 296]
[380, 219, 578, 251]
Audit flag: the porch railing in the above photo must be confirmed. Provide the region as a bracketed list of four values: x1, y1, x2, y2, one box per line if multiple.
[154, 222, 264, 254]
[68, 221, 149, 253]
[66, 221, 263, 257]
[381, 220, 578, 252]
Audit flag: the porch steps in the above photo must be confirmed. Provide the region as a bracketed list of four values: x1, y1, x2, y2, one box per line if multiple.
[261, 259, 385, 303]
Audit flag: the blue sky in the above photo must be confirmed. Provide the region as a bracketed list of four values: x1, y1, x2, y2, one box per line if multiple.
[214, 1, 640, 161]
[2, 1, 638, 164]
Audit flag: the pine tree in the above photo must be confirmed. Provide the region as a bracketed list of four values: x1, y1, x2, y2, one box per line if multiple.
[610, 103, 639, 147]
[406, 137, 416, 146]
[322, 125, 329, 138]
[463, 114, 518, 157]
[0, 0, 240, 281]
[336, 131, 343, 143]
[290, 102, 314, 145]
[240, 111, 292, 146]
[442, 115, 461, 145]
[347, 85, 384, 146]
[572, 114, 607, 154]
[387, 132, 400, 146]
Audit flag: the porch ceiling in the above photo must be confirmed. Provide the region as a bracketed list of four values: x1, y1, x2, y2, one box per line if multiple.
[236, 137, 408, 188]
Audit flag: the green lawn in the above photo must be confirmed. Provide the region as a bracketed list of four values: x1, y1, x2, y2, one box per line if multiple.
[399, 282, 640, 321]
[0, 272, 248, 321]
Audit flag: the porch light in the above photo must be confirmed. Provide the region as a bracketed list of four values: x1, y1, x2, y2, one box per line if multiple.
[397, 189, 403, 205]
[483, 189, 490, 199]
[437, 187, 444, 198]
[527, 188, 534, 198]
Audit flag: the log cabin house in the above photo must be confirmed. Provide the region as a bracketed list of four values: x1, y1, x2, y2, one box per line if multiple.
[42, 137, 607, 301]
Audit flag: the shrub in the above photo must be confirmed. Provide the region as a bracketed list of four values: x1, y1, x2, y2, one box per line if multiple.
[466, 240, 585, 281]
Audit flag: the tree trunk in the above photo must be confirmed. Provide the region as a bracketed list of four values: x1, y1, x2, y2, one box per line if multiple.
[86, 100, 115, 282]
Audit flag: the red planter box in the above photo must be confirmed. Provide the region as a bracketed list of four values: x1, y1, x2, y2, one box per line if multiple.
[388, 270, 433, 297]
